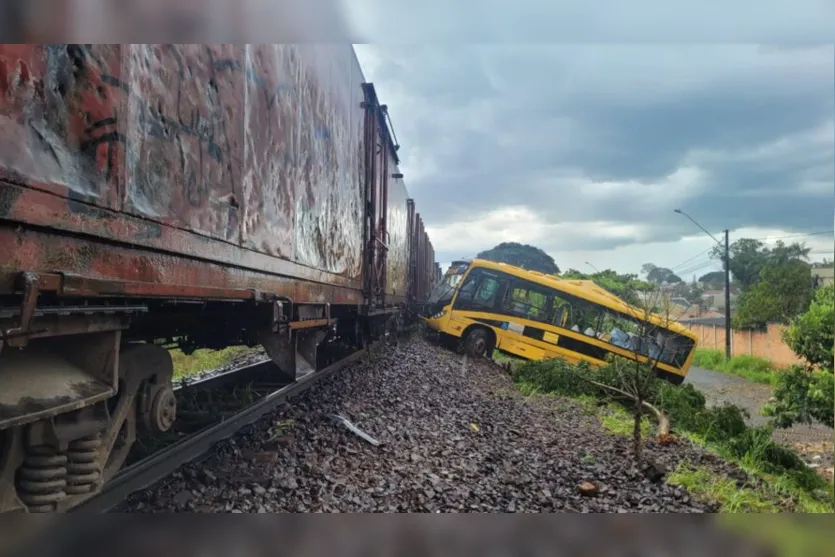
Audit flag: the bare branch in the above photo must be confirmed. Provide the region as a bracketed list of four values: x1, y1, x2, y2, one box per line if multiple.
[579, 377, 670, 436]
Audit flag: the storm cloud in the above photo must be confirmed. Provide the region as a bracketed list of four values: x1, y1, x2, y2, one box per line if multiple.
[353, 37, 833, 273]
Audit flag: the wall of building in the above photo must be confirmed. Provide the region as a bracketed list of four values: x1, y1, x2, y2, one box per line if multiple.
[685, 323, 803, 369]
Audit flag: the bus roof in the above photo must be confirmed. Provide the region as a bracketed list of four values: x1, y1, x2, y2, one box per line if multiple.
[467, 258, 695, 339]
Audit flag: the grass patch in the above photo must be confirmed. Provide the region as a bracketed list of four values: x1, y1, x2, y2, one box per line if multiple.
[692, 348, 778, 384]
[668, 463, 780, 512]
[170, 345, 260, 380]
[511, 356, 834, 513]
[492, 350, 525, 371]
[681, 429, 834, 513]
[600, 403, 651, 438]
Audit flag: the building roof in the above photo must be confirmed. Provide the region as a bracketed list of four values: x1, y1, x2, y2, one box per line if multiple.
[680, 316, 726, 326]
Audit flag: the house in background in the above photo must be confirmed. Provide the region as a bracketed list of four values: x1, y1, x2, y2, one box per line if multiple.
[700, 289, 737, 312]
[634, 293, 710, 321]
[811, 267, 834, 288]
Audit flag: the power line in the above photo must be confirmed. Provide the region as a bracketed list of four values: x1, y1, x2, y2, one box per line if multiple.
[666, 230, 832, 274]
[669, 248, 713, 272]
[678, 258, 717, 271]
[751, 230, 831, 241]
[677, 260, 719, 277]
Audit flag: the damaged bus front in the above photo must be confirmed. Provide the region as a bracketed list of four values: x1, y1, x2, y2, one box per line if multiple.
[423, 260, 471, 322]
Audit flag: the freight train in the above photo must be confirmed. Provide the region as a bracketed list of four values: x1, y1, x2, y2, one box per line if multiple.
[0, 44, 438, 513]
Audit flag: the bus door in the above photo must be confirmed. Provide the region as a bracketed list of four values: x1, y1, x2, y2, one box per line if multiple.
[450, 268, 509, 335]
[498, 278, 558, 359]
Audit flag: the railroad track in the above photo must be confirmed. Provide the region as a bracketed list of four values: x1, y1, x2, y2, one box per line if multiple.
[72, 344, 375, 513]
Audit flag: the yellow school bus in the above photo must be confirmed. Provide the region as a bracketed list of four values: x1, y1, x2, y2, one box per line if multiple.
[424, 259, 698, 384]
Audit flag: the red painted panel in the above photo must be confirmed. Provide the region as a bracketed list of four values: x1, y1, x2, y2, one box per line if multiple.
[0, 45, 124, 210]
[0, 43, 371, 293]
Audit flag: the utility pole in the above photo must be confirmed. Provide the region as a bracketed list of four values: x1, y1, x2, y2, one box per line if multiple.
[723, 229, 731, 361]
[674, 209, 733, 361]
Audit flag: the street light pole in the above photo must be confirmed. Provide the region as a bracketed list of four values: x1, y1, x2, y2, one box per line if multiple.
[674, 209, 732, 361]
[723, 229, 731, 362]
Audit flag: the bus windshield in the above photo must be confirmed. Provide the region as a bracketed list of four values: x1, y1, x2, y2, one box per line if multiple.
[428, 262, 469, 305]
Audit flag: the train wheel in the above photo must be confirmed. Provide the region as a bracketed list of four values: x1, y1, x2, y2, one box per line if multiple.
[98, 343, 175, 486]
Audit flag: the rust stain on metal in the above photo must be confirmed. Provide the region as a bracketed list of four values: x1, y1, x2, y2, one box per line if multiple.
[0, 227, 363, 304]
[386, 160, 409, 301]
[289, 318, 332, 330]
[0, 44, 370, 291]
[0, 43, 439, 306]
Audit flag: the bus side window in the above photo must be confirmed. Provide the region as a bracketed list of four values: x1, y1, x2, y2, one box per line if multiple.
[552, 300, 571, 327]
[501, 280, 553, 323]
[570, 301, 603, 337]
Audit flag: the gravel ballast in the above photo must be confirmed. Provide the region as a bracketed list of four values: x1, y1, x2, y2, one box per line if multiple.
[123, 335, 738, 513]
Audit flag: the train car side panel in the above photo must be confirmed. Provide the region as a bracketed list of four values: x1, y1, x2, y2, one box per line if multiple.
[385, 163, 409, 302]
[290, 45, 364, 278]
[0, 44, 368, 298]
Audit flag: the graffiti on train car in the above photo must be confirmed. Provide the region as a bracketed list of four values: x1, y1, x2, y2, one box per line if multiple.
[0, 44, 365, 279]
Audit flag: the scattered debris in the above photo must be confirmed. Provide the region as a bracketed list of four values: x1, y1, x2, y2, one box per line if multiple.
[330, 413, 381, 446]
[656, 433, 678, 446]
[641, 461, 667, 483]
[578, 481, 598, 497]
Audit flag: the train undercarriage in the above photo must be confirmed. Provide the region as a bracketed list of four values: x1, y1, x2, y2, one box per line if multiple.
[0, 278, 408, 514]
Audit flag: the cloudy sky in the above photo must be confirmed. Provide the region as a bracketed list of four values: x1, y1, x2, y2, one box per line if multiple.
[347, 8, 833, 278]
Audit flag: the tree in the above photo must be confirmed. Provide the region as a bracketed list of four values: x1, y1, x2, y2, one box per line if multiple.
[477, 242, 559, 274]
[578, 286, 675, 464]
[559, 268, 651, 306]
[711, 238, 810, 291]
[641, 263, 682, 285]
[763, 367, 833, 429]
[698, 271, 724, 290]
[782, 282, 834, 371]
[732, 259, 813, 329]
[762, 282, 834, 429]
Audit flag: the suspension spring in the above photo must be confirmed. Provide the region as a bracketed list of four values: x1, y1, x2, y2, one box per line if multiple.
[16, 446, 67, 512]
[65, 435, 102, 495]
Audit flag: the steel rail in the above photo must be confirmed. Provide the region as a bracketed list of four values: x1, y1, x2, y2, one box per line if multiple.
[72, 345, 374, 513]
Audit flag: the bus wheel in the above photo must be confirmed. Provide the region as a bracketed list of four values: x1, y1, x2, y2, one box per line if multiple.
[463, 328, 490, 359]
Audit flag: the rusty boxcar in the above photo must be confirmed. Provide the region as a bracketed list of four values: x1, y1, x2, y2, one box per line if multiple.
[0, 44, 437, 514]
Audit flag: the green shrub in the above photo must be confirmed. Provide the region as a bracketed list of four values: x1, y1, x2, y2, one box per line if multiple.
[654, 381, 748, 441]
[764, 365, 834, 428]
[782, 282, 834, 371]
[513, 358, 596, 398]
[513, 356, 655, 401]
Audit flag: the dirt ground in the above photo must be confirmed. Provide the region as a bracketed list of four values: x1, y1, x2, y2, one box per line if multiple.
[685, 366, 834, 483]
